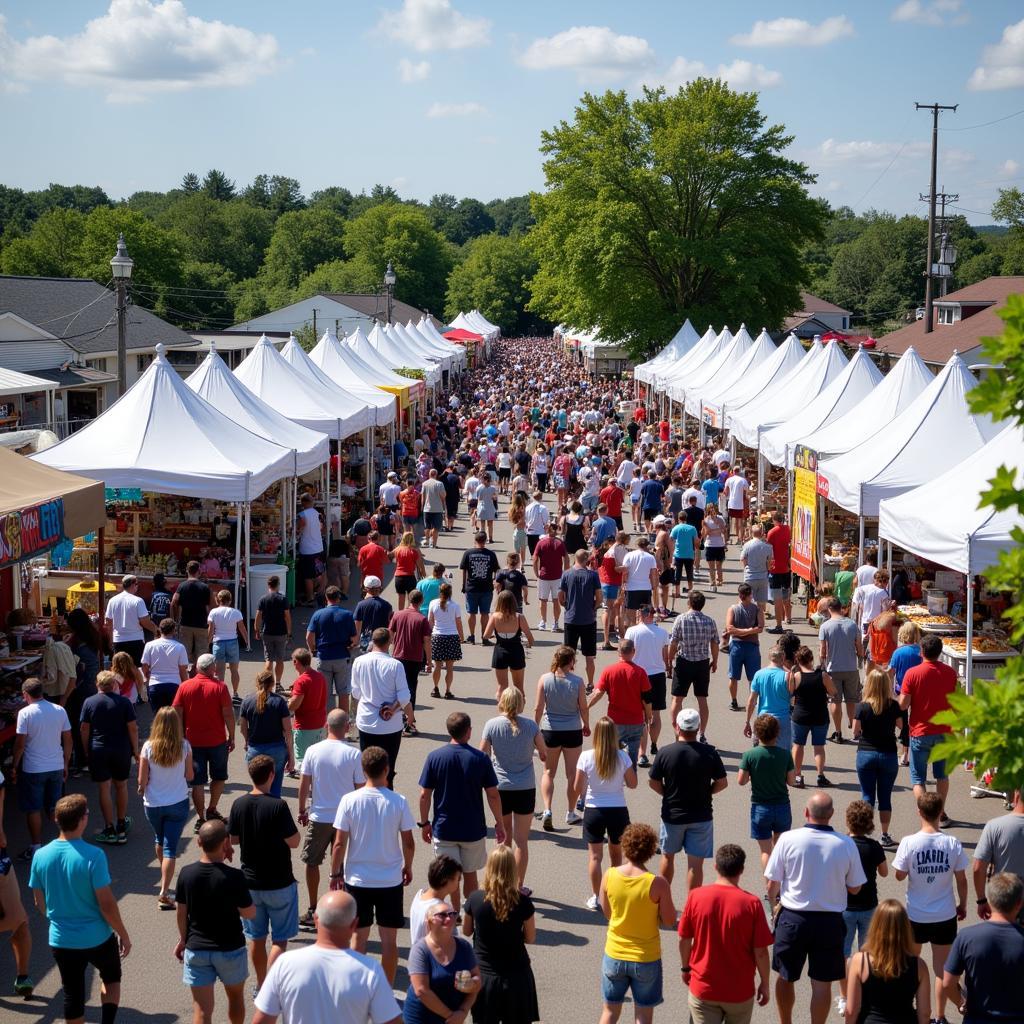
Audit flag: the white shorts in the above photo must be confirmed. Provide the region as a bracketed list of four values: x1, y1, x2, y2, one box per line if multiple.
[538, 578, 561, 602]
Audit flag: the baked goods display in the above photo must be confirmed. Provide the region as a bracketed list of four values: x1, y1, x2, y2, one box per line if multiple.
[898, 604, 930, 617]
[943, 636, 1017, 656]
[912, 614, 961, 626]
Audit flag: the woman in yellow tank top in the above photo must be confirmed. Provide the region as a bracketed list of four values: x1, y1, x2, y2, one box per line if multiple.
[598, 822, 677, 1023]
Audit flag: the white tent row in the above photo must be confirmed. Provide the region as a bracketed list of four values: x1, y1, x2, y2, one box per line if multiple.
[676, 326, 756, 409]
[467, 309, 500, 337]
[451, 310, 497, 340]
[634, 319, 701, 386]
[366, 323, 442, 386]
[408, 318, 464, 368]
[344, 326, 428, 390]
[418, 316, 467, 366]
[656, 326, 733, 394]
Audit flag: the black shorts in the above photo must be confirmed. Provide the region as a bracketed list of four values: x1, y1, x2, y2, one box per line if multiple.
[297, 553, 323, 581]
[499, 788, 536, 816]
[563, 622, 597, 658]
[497, 467, 512, 480]
[53, 934, 122, 1020]
[346, 882, 405, 930]
[672, 658, 711, 698]
[646, 672, 667, 711]
[542, 728, 583, 749]
[424, 512, 444, 530]
[527, 534, 541, 555]
[624, 590, 651, 611]
[772, 908, 846, 983]
[658, 568, 674, 587]
[492, 642, 526, 672]
[769, 572, 792, 591]
[88, 748, 132, 783]
[705, 547, 725, 563]
[583, 806, 630, 845]
[911, 916, 958, 946]
[395, 575, 418, 595]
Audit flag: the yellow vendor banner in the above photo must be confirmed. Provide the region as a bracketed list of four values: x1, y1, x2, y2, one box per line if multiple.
[791, 445, 818, 582]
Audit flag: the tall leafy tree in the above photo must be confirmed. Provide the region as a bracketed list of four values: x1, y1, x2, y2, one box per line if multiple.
[181, 172, 201, 194]
[485, 195, 535, 236]
[74, 207, 183, 295]
[309, 186, 355, 219]
[30, 183, 110, 216]
[261, 206, 348, 289]
[201, 169, 236, 201]
[445, 234, 538, 334]
[529, 80, 825, 357]
[0, 185, 38, 238]
[0, 208, 84, 277]
[243, 174, 305, 215]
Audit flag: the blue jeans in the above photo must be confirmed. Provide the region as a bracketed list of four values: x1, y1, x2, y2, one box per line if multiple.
[729, 642, 761, 683]
[212, 637, 240, 667]
[856, 750, 899, 812]
[751, 802, 792, 841]
[246, 742, 289, 799]
[615, 723, 644, 769]
[16, 769, 63, 813]
[842, 908, 876, 958]
[601, 955, 663, 1008]
[910, 733, 947, 787]
[144, 797, 190, 858]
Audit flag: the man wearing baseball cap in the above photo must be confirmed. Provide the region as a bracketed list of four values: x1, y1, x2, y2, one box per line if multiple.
[649, 707, 728, 897]
[353, 577, 393, 655]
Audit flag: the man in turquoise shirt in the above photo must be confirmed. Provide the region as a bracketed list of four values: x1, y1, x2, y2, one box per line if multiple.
[669, 513, 699, 596]
[29, 793, 131, 1024]
[743, 647, 793, 750]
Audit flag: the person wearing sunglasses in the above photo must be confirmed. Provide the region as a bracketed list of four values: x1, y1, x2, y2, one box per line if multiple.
[404, 902, 480, 1024]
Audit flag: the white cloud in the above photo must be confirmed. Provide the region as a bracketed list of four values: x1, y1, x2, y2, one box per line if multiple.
[891, 0, 966, 27]
[398, 57, 430, 82]
[648, 56, 781, 91]
[730, 16, 853, 48]
[519, 26, 655, 78]
[426, 101, 486, 118]
[969, 19, 1024, 91]
[377, 0, 489, 53]
[815, 138, 925, 169]
[0, 1, 277, 100]
[1001, 159, 1021, 177]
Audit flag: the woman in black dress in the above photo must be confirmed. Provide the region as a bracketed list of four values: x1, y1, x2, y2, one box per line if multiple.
[789, 645, 837, 789]
[462, 845, 539, 1024]
[482, 591, 534, 701]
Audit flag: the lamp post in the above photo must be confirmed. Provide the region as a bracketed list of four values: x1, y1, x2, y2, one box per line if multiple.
[110, 232, 134, 397]
[384, 260, 396, 325]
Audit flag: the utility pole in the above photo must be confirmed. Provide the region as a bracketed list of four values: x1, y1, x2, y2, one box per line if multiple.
[915, 102, 957, 333]
[312, 307, 318, 340]
[918, 189, 960, 298]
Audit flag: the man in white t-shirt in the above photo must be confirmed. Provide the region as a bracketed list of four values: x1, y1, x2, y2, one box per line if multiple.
[378, 473, 401, 511]
[297, 710, 365, 931]
[523, 491, 550, 556]
[625, 605, 670, 768]
[104, 574, 156, 666]
[329, 747, 415, 986]
[621, 536, 659, 627]
[682, 481, 706, 510]
[851, 569, 890, 635]
[724, 470, 751, 543]
[616, 455, 638, 487]
[12, 677, 71, 856]
[253, 890, 401, 1024]
[893, 792, 969, 1022]
[855, 552, 878, 589]
[297, 494, 324, 607]
[141, 618, 190, 712]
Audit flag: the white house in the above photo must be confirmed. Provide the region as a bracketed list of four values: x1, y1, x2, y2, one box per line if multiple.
[229, 292, 441, 337]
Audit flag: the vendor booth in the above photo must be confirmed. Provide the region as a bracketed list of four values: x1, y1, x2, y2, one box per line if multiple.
[634, 319, 701, 390]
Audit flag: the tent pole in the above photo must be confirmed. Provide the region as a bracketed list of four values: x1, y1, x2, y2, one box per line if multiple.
[244, 501, 252, 644]
[886, 539, 893, 581]
[234, 500, 242, 617]
[965, 539, 975, 696]
[97, 528, 106, 629]
[817, 493, 825, 589]
[857, 515, 865, 566]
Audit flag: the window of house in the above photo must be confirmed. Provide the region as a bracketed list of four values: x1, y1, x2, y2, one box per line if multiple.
[937, 306, 956, 325]
[136, 353, 154, 373]
[85, 358, 106, 372]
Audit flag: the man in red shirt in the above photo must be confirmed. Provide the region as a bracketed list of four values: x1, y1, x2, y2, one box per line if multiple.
[766, 510, 793, 632]
[389, 590, 432, 735]
[633, 405, 647, 423]
[587, 638, 652, 768]
[532, 521, 569, 632]
[898, 633, 957, 807]
[658, 419, 671, 444]
[172, 653, 235, 825]
[599, 479, 626, 529]
[679, 843, 773, 1021]
[357, 531, 388, 584]
[288, 648, 328, 774]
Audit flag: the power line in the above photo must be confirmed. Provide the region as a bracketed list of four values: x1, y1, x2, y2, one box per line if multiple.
[941, 107, 1024, 132]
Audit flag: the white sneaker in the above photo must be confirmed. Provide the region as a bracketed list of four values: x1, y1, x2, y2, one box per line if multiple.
[834, 997, 847, 1018]
[586, 894, 600, 911]
[565, 810, 582, 825]
[537, 620, 547, 631]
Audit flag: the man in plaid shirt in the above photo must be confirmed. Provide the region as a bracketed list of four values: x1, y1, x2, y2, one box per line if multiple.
[668, 591, 719, 742]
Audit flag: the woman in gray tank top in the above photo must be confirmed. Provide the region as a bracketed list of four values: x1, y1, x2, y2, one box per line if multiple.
[533, 645, 589, 832]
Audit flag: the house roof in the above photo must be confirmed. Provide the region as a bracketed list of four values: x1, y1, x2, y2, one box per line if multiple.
[30, 365, 119, 389]
[0, 275, 197, 355]
[781, 314, 836, 334]
[874, 277, 1024, 364]
[797, 290, 851, 316]
[320, 293, 442, 329]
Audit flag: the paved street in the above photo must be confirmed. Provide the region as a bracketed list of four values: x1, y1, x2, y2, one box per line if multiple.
[0, 490, 1005, 1024]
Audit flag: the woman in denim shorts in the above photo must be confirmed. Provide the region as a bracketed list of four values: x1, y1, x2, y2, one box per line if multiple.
[207, 590, 248, 704]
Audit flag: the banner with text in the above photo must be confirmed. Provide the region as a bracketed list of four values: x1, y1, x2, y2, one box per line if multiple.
[791, 446, 817, 582]
[0, 498, 65, 569]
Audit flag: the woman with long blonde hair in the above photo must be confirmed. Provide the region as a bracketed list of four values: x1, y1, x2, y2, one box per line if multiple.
[481, 687, 546, 891]
[844, 899, 929, 1024]
[852, 668, 902, 847]
[138, 706, 194, 908]
[239, 668, 294, 798]
[390, 529, 426, 610]
[508, 494, 528, 567]
[462, 845, 540, 1024]
[111, 649, 145, 703]
[572, 716, 637, 910]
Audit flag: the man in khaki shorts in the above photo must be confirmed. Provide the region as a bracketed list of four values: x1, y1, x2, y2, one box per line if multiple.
[818, 597, 865, 744]
[296, 710, 364, 929]
[417, 712, 506, 911]
[171, 560, 213, 671]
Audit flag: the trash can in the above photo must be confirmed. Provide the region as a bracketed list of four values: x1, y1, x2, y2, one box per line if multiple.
[247, 563, 289, 621]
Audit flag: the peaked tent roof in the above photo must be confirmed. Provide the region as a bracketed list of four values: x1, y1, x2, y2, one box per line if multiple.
[730, 340, 849, 449]
[760, 347, 885, 468]
[34, 345, 294, 500]
[309, 330, 409, 411]
[383, 324, 444, 381]
[419, 315, 464, 358]
[406, 319, 462, 364]
[464, 310, 499, 337]
[798, 347, 934, 460]
[367, 324, 441, 384]
[695, 329, 778, 413]
[394, 321, 453, 369]
[635, 319, 701, 384]
[655, 326, 728, 390]
[343, 327, 425, 390]
[280, 336, 394, 427]
[714, 334, 808, 428]
[679, 325, 756, 410]
[879, 422, 1024, 576]
[184, 347, 330, 476]
[451, 311, 495, 338]
[818, 354, 1001, 517]
[469, 309, 500, 334]
[234, 335, 370, 439]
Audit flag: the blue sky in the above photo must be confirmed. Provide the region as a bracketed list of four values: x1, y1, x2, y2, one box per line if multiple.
[1, 1, 1023, 222]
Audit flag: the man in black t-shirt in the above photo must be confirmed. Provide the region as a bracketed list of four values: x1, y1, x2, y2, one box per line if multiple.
[459, 532, 500, 645]
[227, 754, 300, 988]
[254, 575, 292, 687]
[175, 819, 255, 1019]
[648, 707, 728, 893]
[171, 560, 213, 671]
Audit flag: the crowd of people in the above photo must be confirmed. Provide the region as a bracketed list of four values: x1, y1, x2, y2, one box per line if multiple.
[3, 334, 1024, 1024]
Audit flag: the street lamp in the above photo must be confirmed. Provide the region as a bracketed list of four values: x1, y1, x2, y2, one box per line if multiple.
[110, 232, 134, 397]
[384, 260, 396, 325]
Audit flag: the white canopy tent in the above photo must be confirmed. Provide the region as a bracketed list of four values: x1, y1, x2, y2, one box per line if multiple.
[469, 309, 500, 336]
[879, 423, 1024, 691]
[708, 334, 807, 431]
[656, 326, 732, 394]
[818, 353, 1001, 518]
[677, 325, 755, 410]
[393, 321, 454, 370]
[310, 329, 401, 403]
[634, 319, 701, 386]
[760, 347, 885, 468]
[388, 323, 447, 378]
[407, 319, 463, 367]
[451, 311, 494, 339]
[692, 329, 778, 425]
[418, 316, 466, 365]
[797, 346, 934, 460]
[367, 324, 442, 386]
[345, 327, 428, 389]
[730, 339, 848, 450]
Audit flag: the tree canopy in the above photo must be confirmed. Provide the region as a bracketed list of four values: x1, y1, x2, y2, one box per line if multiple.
[445, 234, 539, 334]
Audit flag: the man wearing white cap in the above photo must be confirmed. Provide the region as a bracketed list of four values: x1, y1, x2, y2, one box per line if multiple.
[649, 707, 728, 895]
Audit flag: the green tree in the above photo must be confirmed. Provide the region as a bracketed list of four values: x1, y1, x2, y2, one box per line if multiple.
[444, 233, 538, 333]
[202, 169, 236, 201]
[158, 194, 229, 265]
[181, 172, 201, 194]
[243, 174, 306, 215]
[167, 261, 237, 330]
[0, 208, 84, 277]
[126, 190, 179, 219]
[30, 183, 110, 216]
[0, 185, 37, 237]
[933, 295, 1024, 789]
[220, 201, 275, 280]
[528, 80, 825, 358]
[309, 186, 355, 219]
[294, 259, 372, 300]
[992, 187, 1024, 229]
[261, 206, 348, 290]
[485, 195, 535, 236]
[347, 184, 403, 220]
[344, 202, 454, 314]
